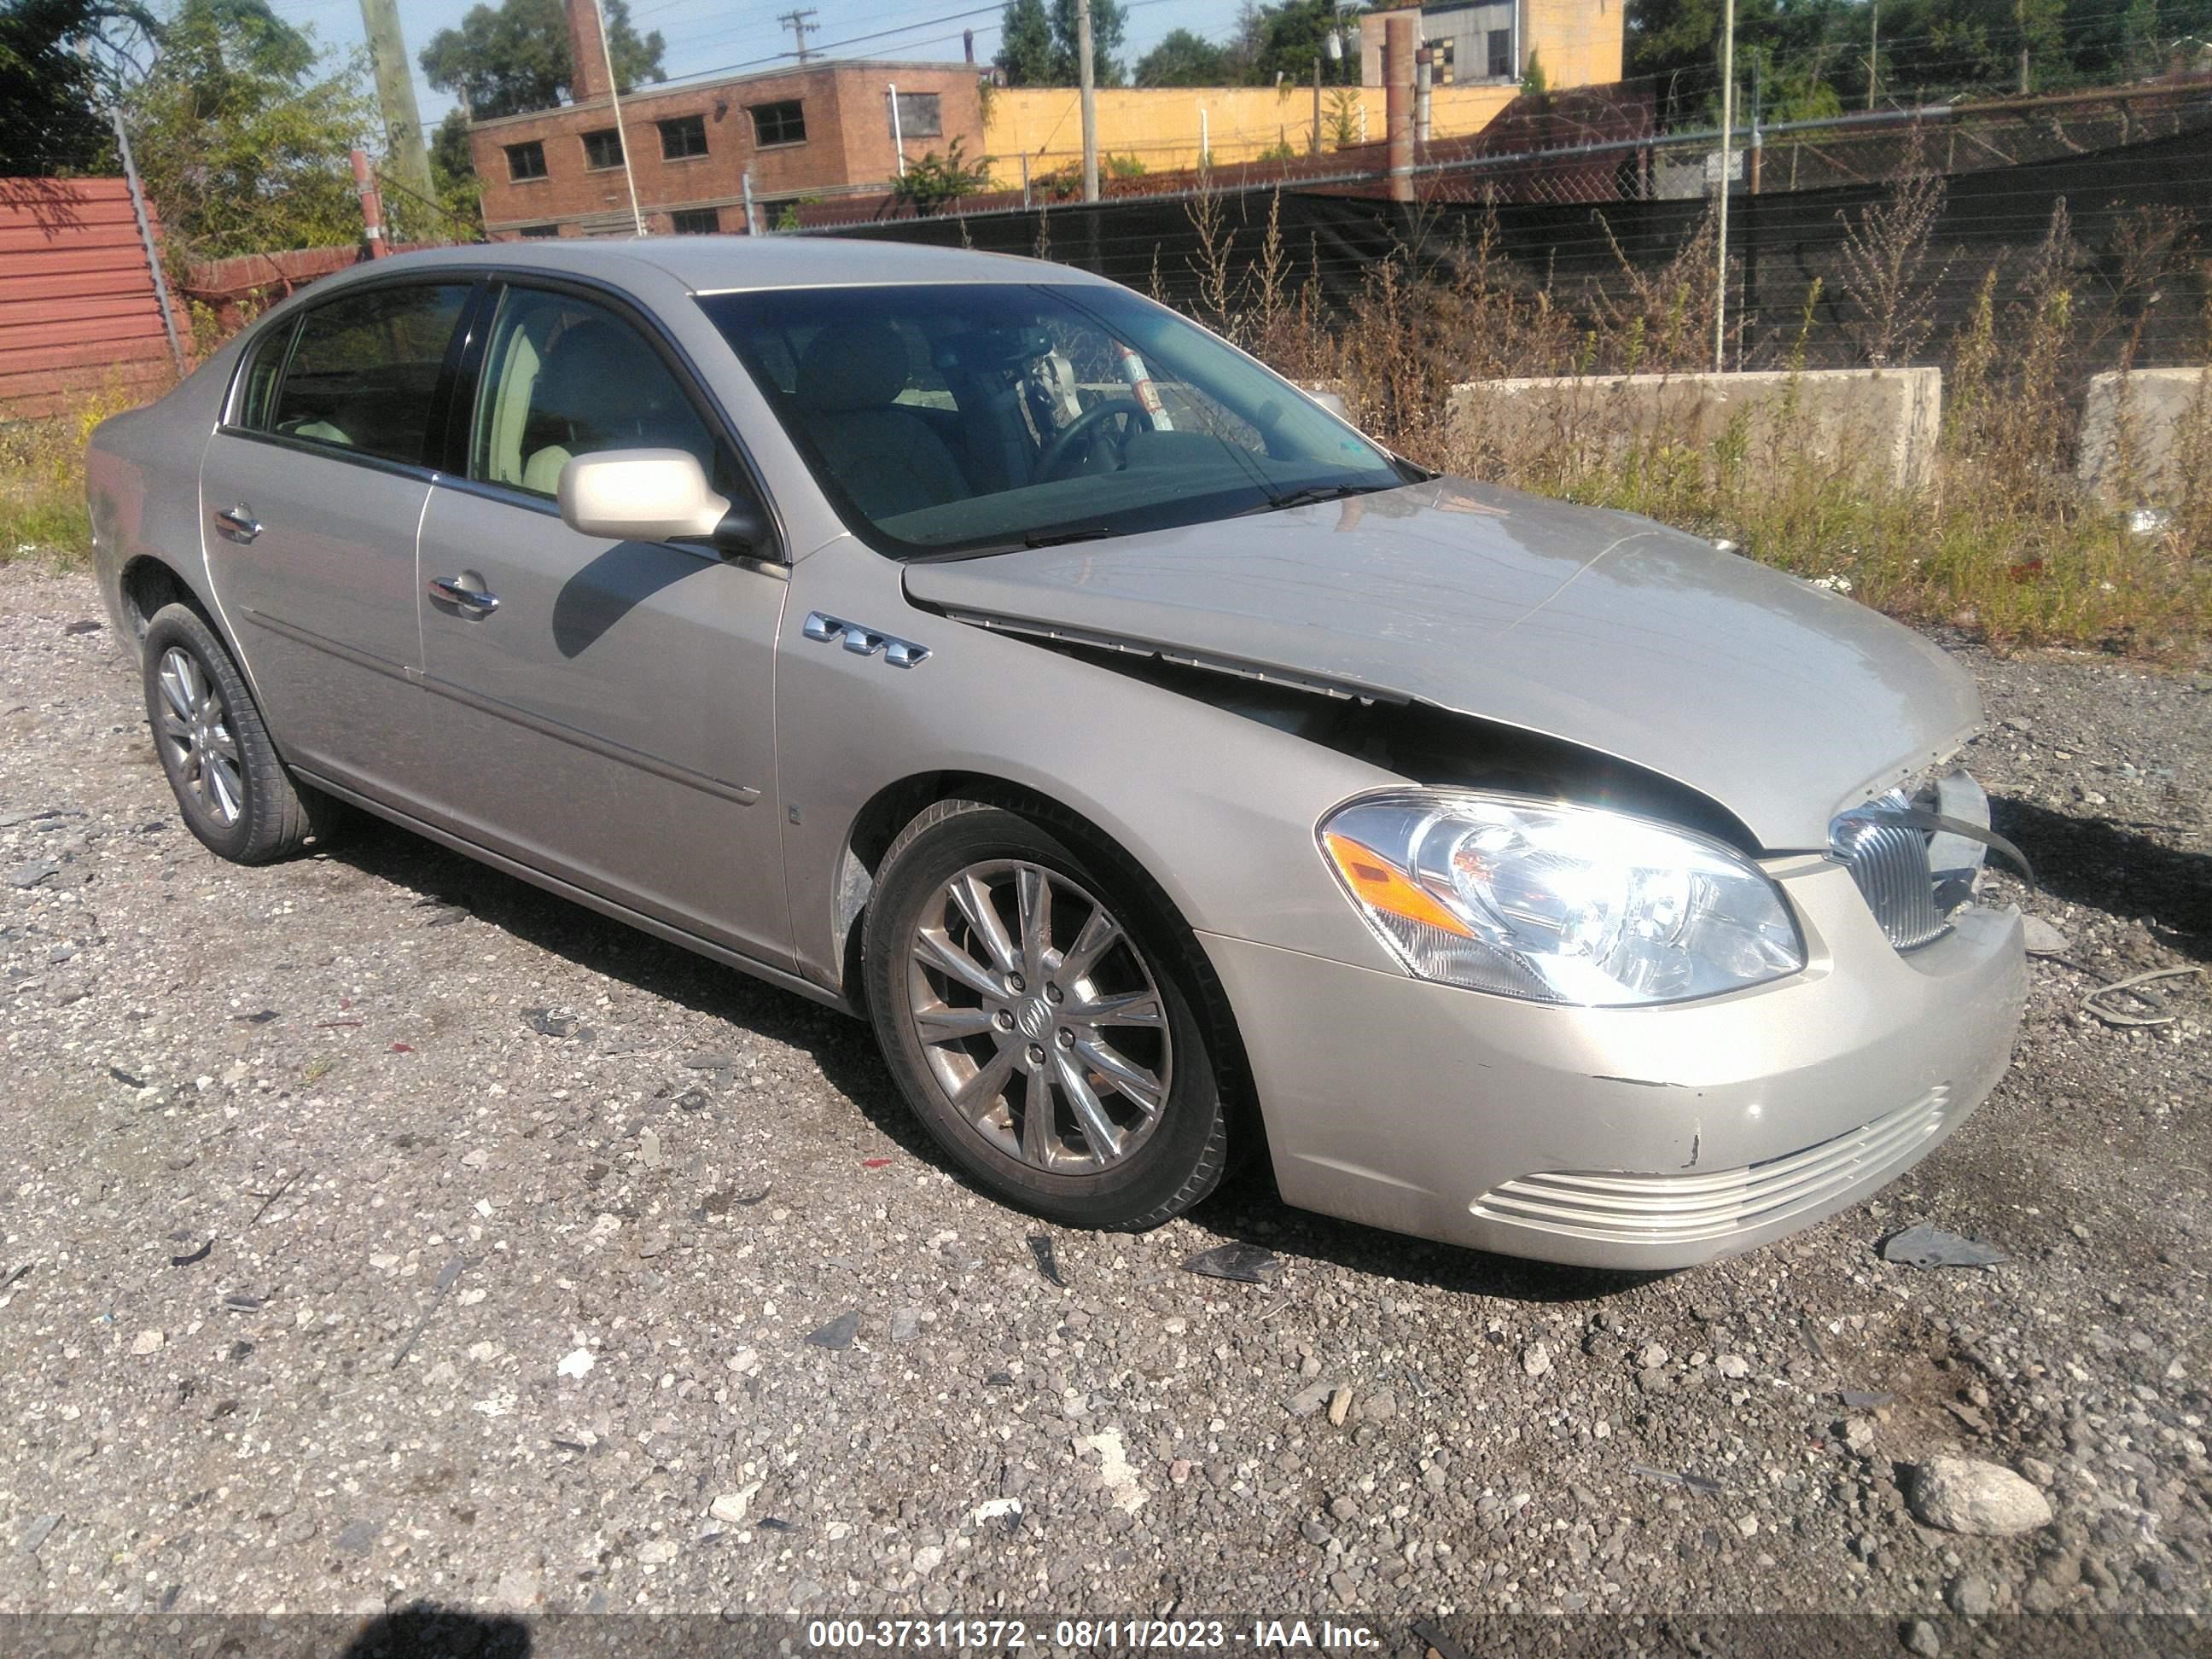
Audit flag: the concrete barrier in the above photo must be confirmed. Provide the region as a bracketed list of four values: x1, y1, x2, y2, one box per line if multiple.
[2077, 367, 2210, 504]
[1447, 367, 1945, 493]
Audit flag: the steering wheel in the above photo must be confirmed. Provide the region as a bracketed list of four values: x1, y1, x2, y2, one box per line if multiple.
[1034, 395, 1144, 481]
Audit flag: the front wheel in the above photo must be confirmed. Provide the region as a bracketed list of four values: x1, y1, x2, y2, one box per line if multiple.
[863, 799, 1231, 1231]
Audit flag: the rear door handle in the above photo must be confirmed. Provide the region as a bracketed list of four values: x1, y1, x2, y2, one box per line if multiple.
[427, 574, 500, 616]
[212, 504, 260, 544]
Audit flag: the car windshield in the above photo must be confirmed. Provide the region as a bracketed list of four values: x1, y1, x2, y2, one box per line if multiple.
[697, 282, 1408, 558]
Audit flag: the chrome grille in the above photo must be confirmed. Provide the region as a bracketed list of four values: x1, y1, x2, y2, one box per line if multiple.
[1831, 796, 1949, 950]
[1471, 1086, 1953, 1246]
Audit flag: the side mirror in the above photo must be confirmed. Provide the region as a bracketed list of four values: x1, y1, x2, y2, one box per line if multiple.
[557, 449, 731, 544]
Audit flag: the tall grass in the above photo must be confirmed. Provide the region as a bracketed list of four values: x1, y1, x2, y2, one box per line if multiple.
[1195, 186, 2212, 661]
[0, 381, 153, 571]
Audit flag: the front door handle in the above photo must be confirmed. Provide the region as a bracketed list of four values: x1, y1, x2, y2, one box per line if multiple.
[428, 574, 500, 616]
[212, 504, 260, 544]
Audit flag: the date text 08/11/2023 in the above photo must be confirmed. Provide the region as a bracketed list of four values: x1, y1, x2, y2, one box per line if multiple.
[804, 1619, 1383, 1649]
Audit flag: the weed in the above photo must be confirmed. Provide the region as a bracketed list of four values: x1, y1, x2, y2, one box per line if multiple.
[1254, 182, 2209, 659]
[0, 379, 155, 569]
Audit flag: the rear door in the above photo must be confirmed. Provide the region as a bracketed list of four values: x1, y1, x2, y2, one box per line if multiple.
[410, 278, 793, 965]
[199, 280, 474, 800]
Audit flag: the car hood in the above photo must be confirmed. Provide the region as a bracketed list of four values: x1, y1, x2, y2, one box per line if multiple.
[903, 478, 1982, 850]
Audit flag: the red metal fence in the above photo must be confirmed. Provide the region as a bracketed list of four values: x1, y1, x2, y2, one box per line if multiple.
[0, 177, 186, 420]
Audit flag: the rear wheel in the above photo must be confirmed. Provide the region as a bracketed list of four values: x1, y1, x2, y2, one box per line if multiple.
[142, 602, 337, 864]
[864, 799, 1231, 1230]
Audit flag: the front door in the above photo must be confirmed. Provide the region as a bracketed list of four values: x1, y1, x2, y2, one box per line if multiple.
[199, 280, 473, 800]
[410, 281, 791, 966]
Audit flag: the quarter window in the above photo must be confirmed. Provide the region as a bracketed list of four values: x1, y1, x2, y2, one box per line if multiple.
[260, 284, 472, 465]
[658, 114, 708, 160]
[751, 100, 805, 146]
[894, 91, 941, 138]
[669, 207, 719, 235]
[582, 127, 624, 169]
[505, 140, 548, 180]
[236, 317, 296, 431]
[469, 287, 719, 501]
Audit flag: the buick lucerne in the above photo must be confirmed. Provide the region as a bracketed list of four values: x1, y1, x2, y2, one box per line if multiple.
[85, 240, 2027, 1268]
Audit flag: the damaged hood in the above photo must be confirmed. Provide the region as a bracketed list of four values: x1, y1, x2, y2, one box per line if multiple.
[904, 478, 1982, 849]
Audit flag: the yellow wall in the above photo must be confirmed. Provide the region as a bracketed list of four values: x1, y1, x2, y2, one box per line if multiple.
[979, 2, 1624, 185]
[1525, 0, 1625, 85]
[981, 84, 1518, 183]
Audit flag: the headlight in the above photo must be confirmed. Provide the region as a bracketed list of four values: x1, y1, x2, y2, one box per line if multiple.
[1318, 791, 1805, 1006]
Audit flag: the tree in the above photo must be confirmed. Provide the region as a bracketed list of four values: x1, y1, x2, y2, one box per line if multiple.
[125, 0, 375, 266]
[1049, 0, 1127, 84]
[428, 108, 481, 231]
[0, 0, 156, 173]
[1245, 0, 1356, 85]
[1621, 0, 2212, 119]
[1134, 26, 1231, 84]
[419, 0, 663, 121]
[994, 0, 1129, 84]
[995, 0, 1053, 84]
[892, 137, 992, 214]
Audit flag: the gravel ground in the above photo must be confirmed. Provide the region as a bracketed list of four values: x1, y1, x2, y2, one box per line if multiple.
[1, 562, 2208, 1629]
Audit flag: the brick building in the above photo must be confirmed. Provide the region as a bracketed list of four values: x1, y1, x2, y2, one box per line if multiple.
[470, 0, 986, 238]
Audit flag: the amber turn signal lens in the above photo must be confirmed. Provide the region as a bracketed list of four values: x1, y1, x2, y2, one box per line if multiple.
[1322, 831, 1475, 939]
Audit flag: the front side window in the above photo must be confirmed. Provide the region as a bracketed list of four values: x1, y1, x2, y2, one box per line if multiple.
[506, 140, 547, 180]
[582, 127, 624, 169]
[659, 114, 707, 160]
[699, 282, 1405, 559]
[894, 91, 941, 138]
[259, 283, 471, 464]
[469, 286, 719, 499]
[751, 100, 805, 146]
[669, 207, 719, 235]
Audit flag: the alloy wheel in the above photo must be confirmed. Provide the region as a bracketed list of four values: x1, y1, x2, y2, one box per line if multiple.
[154, 646, 244, 826]
[904, 859, 1173, 1172]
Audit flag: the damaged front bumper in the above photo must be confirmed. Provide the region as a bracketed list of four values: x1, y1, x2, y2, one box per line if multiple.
[1200, 857, 2026, 1270]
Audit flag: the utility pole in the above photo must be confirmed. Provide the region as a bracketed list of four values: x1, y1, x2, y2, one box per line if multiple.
[2016, 0, 2030, 92]
[1867, 0, 1879, 110]
[778, 8, 818, 63]
[1076, 0, 1099, 201]
[1312, 55, 1323, 154]
[357, 0, 434, 232]
[1714, 0, 1736, 373]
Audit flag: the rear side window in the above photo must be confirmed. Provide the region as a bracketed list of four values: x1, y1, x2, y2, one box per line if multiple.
[261, 284, 471, 465]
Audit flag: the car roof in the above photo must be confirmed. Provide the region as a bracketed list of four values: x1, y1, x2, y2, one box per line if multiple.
[358, 235, 1105, 294]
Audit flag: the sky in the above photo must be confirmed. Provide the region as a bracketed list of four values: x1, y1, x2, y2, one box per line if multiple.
[258, 0, 1261, 130]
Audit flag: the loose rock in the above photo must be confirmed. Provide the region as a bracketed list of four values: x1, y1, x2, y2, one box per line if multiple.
[1907, 1458, 2055, 1536]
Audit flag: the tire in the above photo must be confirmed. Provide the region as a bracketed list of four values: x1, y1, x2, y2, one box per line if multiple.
[141, 602, 338, 864]
[863, 797, 1232, 1231]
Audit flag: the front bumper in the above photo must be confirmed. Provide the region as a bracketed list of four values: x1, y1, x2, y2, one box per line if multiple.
[1201, 858, 2026, 1270]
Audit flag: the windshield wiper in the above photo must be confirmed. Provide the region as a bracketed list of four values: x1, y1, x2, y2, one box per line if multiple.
[1021, 526, 1121, 549]
[1243, 482, 1392, 515]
